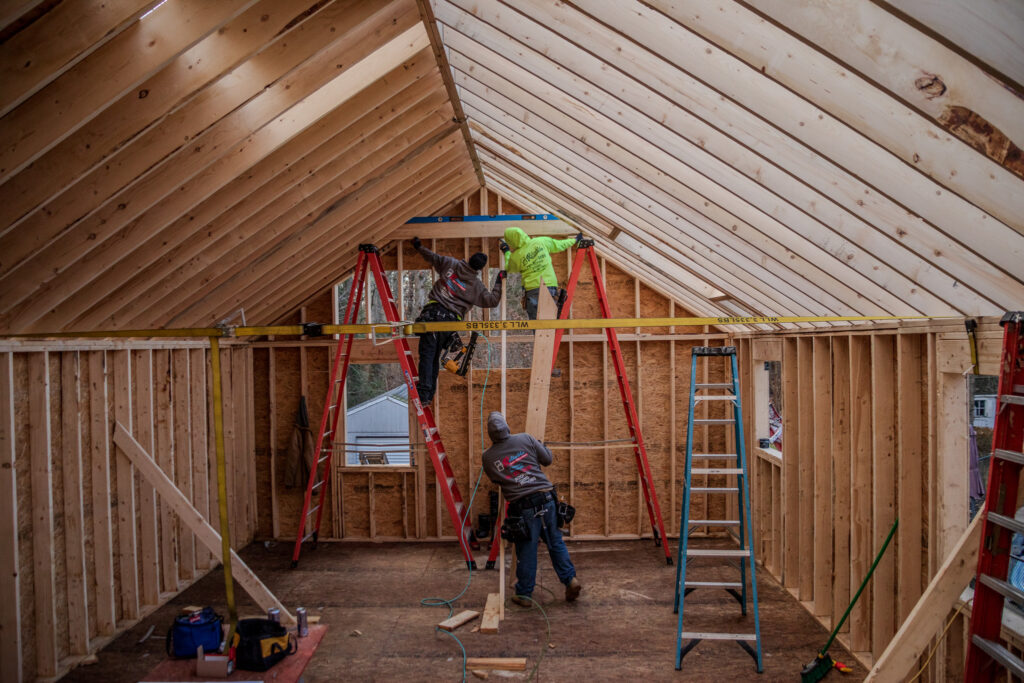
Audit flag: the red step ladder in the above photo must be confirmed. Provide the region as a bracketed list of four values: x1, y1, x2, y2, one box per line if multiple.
[486, 238, 673, 567]
[964, 311, 1024, 680]
[291, 244, 476, 570]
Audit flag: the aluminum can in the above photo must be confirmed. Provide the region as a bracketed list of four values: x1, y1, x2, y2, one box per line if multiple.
[267, 607, 281, 624]
[296, 607, 309, 637]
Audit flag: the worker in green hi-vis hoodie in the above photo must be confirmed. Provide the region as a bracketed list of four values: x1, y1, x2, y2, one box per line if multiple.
[500, 227, 582, 319]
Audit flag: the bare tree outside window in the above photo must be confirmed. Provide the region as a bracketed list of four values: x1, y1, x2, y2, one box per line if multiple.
[766, 360, 782, 452]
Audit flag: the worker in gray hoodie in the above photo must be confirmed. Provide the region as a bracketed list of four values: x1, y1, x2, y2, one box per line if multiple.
[482, 411, 581, 605]
[411, 237, 504, 404]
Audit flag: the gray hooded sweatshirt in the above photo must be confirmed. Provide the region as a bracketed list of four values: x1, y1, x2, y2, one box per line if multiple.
[482, 412, 554, 502]
[417, 245, 502, 317]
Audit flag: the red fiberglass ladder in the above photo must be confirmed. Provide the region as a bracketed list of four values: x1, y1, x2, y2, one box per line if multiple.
[964, 311, 1024, 680]
[486, 238, 673, 567]
[291, 244, 476, 570]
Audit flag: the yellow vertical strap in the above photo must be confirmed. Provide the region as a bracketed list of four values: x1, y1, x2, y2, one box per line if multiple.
[209, 336, 238, 642]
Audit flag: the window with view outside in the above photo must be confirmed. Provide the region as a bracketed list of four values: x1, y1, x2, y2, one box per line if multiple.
[969, 373, 998, 517]
[764, 360, 782, 453]
[344, 363, 410, 466]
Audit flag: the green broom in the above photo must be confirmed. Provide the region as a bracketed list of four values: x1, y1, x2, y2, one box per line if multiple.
[801, 518, 898, 682]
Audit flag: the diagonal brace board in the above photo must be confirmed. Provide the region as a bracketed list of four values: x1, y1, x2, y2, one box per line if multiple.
[864, 512, 982, 681]
[112, 422, 295, 624]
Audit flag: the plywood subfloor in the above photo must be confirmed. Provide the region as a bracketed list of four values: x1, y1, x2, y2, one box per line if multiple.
[63, 539, 867, 681]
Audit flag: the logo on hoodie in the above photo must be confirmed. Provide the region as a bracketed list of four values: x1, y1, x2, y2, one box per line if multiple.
[495, 450, 537, 486]
[443, 269, 467, 297]
[519, 243, 547, 275]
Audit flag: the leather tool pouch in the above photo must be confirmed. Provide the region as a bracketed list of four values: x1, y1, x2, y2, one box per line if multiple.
[500, 514, 530, 543]
[556, 501, 576, 528]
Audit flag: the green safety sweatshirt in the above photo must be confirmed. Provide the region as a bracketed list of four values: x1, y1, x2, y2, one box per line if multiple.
[503, 227, 575, 291]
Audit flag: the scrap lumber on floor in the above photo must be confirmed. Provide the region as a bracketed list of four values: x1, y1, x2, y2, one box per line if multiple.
[480, 593, 500, 634]
[113, 423, 295, 624]
[467, 657, 527, 671]
[438, 609, 479, 631]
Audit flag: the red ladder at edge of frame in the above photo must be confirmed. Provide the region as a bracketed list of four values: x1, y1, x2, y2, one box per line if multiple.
[964, 311, 1024, 680]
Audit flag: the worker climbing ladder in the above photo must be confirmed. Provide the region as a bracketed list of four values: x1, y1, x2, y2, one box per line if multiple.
[291, 244, 477, 570]
[485, 238, 673, 568]
[674, 346, 762, 672]
[964, 311, 1024, 680]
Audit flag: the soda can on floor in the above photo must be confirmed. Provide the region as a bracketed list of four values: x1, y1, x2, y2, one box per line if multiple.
[296, 607, 309, 637]
[267, 607, 281, 624]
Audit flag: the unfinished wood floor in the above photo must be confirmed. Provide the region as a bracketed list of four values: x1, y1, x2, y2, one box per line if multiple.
[63, 540, 865, 681]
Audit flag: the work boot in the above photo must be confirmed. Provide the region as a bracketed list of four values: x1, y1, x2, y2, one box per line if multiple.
[511, 595, 533, 608]
[565, 577, 582, 602]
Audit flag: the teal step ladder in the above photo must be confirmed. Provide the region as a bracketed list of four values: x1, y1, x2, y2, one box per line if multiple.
[674, 346, 763, 673]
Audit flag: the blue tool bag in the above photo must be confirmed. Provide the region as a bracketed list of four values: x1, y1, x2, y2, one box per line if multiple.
[166, 607, 223, 658]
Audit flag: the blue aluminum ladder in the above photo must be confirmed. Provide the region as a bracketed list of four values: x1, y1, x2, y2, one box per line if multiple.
[674, 346, 763, 673]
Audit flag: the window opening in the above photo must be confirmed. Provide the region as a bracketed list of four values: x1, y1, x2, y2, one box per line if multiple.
[756, 360, 783, 455]
[969, 373, 998, 518]
[344, 363, 410, 466]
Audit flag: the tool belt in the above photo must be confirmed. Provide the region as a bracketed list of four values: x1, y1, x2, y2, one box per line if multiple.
[508, 488, 555, 514]
[416, 302, 461, 324]
[501, 489, 550, 543]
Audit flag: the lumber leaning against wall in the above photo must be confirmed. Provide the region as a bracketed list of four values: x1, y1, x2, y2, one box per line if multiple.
[0, 341, 256, 683]
[254, 238, 735, 547]
[737, 318, 1005, 680]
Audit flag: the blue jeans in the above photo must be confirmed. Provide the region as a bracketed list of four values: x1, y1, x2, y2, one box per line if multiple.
[513, 499, 576, 597]
[414, 303, 459, 404]
[415, 330, 454, 404]
[524, 286, 561, 320]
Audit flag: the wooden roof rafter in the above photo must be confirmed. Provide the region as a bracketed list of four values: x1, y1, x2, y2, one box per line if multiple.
[455, 80, 943, 317]
[475, 130, 841, 327]
[744, 0, 1024, 164]
[466, 97, 895, 318]
[176, 130, 474, 326]
[442, 49, 982, 320]
[0, 1, 441, 333]
[0, 0, 1020, 340]
[16, 23, 433, 333]
[442, 44, 978, 318]
[516, 0, 1024, 278]
[431, 0, 1024, 318]
[0, 0, 261, 182]
[0, 0, 157, 117]
[72, 50, 449, 331]
[3, 0, 366, 250]
[257, 158, 479, 323]
[480, 175, 723, 314]
[475, 152, 808, 329]
[479, 176, 780, 334]
[583, 0, 1024, 236]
